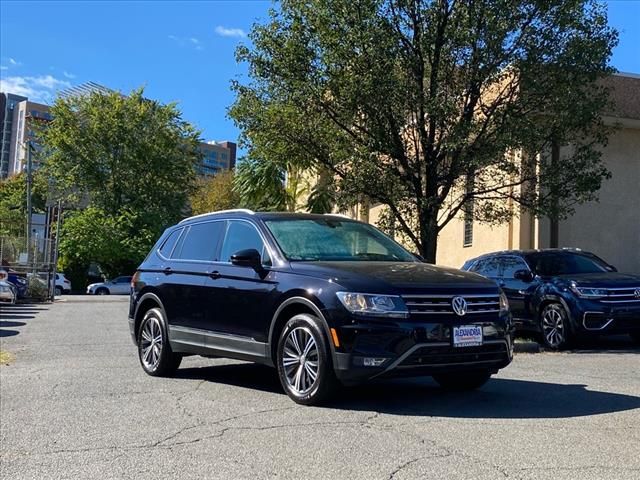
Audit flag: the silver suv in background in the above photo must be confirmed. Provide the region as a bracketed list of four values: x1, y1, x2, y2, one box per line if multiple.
[87, 276, 132, 295]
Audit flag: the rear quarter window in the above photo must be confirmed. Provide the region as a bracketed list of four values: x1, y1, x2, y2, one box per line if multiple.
[158, 228, 183, 258]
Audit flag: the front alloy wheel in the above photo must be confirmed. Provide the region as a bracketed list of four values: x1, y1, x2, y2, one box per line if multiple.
[137, 308, 182, 376]
[277, 314, 337, 405]
[282, 327, 320, 395]
[540, 303, 571, 350]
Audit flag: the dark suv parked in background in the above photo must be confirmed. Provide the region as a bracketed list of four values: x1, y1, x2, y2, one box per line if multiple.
[130, 210, 513, 404]
[462, 249, 640, 349]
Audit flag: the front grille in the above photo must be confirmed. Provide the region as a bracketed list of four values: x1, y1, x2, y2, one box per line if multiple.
[599, 287, 640, 304]
[402, 294, 500, 315]
[399, 342, 508, 367]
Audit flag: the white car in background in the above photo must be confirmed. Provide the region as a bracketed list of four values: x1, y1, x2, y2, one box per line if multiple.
[0, 279, 17, 304]
[54, 273, 72, 296]
[86, 276, 132, 295]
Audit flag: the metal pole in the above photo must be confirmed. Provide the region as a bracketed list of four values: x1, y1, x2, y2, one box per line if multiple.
[50, 200, 62, 301]
[26, 141, 33, 263]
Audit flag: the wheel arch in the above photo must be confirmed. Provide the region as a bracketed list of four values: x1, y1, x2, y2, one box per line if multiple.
[538, 294, 577, 330]
[268, 295, 334, 366]
[133, 291, 167, 340]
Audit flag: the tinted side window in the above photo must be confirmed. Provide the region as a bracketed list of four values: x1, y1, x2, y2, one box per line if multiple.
[173, 221, 224, 261]
[501, 257, 529, 279]
[471, 257, 502, 278]
[159, 228, 182, 258]
[220, 221, 271, 265]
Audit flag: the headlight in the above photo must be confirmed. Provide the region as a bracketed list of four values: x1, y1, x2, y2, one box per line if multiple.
[336, 292, 408, 318]
[499, 292, 509, 314]
[570, 282, 608, 299]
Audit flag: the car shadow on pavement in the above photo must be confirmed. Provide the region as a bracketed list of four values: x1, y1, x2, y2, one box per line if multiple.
[175, 362, 640, 419]
[566, 335, 640, 354]
[0, 321, 27, 328]
[0, 329, 19, 337]
[0, 304, 47, 337]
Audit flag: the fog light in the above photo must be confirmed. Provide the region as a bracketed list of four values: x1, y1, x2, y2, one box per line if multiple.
[363, 358, 386, 367]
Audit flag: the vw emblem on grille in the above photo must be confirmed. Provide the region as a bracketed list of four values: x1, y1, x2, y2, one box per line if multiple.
[452, 296, 468, 316]
[635, 289, 640, 299]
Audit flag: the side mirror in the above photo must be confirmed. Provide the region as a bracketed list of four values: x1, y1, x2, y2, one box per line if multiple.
[514, 269, 534, 282]
[230, 248, 263, 271]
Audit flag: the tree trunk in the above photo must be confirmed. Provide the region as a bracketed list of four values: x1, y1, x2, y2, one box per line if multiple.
[549, 141, 560, 248]
[419, 208, 439, 264]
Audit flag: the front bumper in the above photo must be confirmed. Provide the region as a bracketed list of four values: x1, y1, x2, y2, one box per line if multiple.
[578, 304, 640, 334]
[329, 314, 514, 385]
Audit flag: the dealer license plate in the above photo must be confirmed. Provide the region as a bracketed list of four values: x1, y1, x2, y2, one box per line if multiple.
[453, 325, 483, 347]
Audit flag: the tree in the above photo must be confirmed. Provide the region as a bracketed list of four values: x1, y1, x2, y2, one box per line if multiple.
[39, 88, 201, 280]
[190, 170, 240, 215]
[233, 158, 326, 212]
[0, 172, 47, 237]
[230, 0, 618, 262]
[40, 88, 201, 229]
[57, 207, 155, 279]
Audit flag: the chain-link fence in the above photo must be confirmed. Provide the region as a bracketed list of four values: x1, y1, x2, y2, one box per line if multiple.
[0, 235, 57, 302]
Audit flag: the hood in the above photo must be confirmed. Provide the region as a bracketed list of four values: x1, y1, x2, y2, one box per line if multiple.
[556, 272, 640, 288]
[289, 261, 497, 292]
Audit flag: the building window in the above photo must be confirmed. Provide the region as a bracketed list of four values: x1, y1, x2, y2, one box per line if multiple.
[463, 173, 474, 247]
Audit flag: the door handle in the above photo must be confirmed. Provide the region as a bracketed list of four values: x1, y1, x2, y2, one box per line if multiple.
[209, 271, 221, 280]
[163, 267, 173, 275]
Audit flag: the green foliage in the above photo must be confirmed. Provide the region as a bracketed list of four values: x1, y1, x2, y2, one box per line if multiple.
[58, 207, 155, 278]
[37, 87, 201, 281]
[190, 170, 240, 215]
[234, 158, 288, 211]
[27, 276, 49, 301]
[230, 0, 618, 261]
[0, 173, 48, 237]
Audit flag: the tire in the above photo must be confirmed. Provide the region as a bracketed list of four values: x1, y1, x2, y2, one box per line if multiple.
[540, 303, 572, 350]
[137, 308, 182, 376]
[433, 370, 492, 391]
[276, 313, 338, 405]
[630, 332, 640, 345]
[54, 286, 63, 296]
[96, 288, 109, 295]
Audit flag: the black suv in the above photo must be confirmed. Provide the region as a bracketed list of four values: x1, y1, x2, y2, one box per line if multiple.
[129, 211, 513, 404]
[462, 249, 640, 349]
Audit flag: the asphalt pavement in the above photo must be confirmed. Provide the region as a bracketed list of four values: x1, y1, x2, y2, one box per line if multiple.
[1, 297, 639, 480]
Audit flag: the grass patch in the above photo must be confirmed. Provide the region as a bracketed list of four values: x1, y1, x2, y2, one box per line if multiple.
[0, 350, 15, 365]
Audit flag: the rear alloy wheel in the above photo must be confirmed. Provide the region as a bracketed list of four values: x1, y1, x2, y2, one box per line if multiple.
[433, 370, 492, 391]
[138, 308, 182, 376]
[540, 303, 571, 350]
[54, 286, 63, 296]
[277, 314, 337, 405]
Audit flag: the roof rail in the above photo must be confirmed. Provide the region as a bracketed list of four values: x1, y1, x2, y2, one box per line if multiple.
[324, 213, 352, 219]
[179, 209, 255, 224]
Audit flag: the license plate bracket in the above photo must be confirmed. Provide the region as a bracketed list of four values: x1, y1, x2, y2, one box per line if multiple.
[453, 325, 483, 348]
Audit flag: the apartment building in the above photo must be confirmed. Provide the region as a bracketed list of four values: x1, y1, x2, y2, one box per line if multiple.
[0, 92, 27, 178]
[197, 140, 236, 176]
[8, 99, 52, 175]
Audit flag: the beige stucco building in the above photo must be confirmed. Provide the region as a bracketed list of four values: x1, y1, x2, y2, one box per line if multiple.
[431, 73, 640, 272]
[339, 73, 640, 273]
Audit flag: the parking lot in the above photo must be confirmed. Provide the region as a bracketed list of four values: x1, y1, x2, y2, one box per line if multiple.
[1, 297, 639, 480]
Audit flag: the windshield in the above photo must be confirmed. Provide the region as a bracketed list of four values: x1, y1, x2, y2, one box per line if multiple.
[264, 218, 417, 262]
[527, 253, 609, 276]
